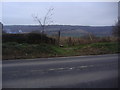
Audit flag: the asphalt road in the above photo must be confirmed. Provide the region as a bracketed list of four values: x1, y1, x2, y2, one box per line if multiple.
[2, 54, 118, 88]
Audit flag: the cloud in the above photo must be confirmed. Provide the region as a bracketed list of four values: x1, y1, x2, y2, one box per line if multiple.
[2, 2, 118, 26]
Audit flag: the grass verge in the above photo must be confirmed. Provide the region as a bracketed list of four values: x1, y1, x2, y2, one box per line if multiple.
[2, 42, 119, 60]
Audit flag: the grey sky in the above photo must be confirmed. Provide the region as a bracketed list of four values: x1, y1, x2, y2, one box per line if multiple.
[2, 2, 118, 26]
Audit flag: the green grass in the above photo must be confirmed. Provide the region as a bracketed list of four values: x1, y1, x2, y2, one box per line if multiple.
[76, 42, 119, 55]
[2, 42, 119, 60]
[89, 42, 119, 53]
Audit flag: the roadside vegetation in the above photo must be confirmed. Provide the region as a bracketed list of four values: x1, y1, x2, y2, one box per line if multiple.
[2, 36, 119, 60]
[2, 20, 120, 60]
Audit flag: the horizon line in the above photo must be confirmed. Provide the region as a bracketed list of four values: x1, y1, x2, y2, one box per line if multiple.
[3, 24, 114, 27]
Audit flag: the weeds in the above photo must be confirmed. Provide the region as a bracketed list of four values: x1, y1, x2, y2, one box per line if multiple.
[2, 42, 119, 60]
[2, 33, 119, 60]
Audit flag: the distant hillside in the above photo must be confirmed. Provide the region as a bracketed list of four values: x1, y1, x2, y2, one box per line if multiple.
[3, 25, 113, 37]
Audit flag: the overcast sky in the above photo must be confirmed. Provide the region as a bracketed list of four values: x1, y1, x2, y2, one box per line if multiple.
[2, 2, 118, 26]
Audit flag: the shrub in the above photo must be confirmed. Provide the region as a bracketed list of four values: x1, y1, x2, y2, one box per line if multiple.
[2, 33, 56, 45]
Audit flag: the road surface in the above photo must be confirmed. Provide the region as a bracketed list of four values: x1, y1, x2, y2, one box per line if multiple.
[2, 54, 118, 88]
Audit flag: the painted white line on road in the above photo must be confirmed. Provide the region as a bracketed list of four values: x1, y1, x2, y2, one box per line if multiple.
[47, 65, 92, 72]
[49, 69, 55, 71]
[80, 66, 88, 68]
[57, 68, 65, 70]
[69, 68, 73, 70]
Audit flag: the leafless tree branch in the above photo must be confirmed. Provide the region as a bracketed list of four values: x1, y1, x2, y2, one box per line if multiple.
[32, 7, 54, 33]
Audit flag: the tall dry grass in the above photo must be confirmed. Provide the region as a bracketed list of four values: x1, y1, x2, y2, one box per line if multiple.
[50, 35, 118, 46]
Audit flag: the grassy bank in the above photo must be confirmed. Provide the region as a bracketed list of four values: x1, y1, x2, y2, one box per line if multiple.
[2, 42, 119, 60]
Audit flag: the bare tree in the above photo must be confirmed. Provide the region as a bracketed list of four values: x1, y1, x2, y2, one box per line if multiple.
[88, 32, 93, 41]
[32, 7, 54, 34]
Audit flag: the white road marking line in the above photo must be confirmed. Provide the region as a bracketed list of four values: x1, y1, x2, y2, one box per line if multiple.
[49, 69, 55, 71]
[69, 68, 73, 70]
[57, 68, 65, 70]
[48, 65, 90, 71]
[80, 66, 88, 68]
